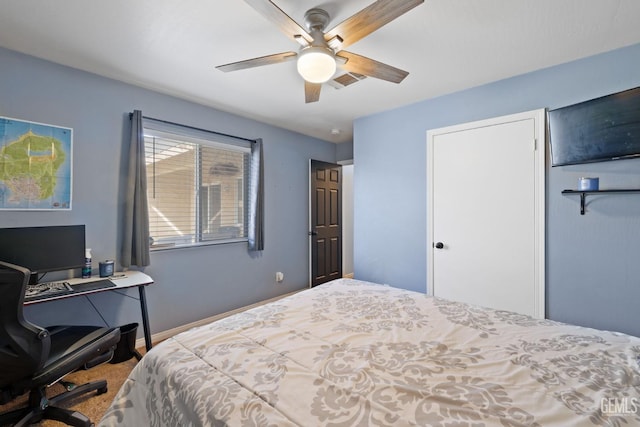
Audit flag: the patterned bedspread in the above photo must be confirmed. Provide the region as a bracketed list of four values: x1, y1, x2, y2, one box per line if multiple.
[100, 278, 640, 426]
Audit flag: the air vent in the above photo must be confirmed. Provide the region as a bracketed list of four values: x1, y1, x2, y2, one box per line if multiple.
[328, 72, 367, 89]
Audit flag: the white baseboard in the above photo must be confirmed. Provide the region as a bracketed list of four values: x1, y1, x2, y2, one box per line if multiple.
[135, 290, 301, 350]
[343, 272, 354, 279]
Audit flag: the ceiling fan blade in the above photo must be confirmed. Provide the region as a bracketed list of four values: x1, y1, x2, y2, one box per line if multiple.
[325, 0, 424, 50]
[305, 81, 321, 103]
[244, 0, 313, 46]
[216, 52, 297, 72]
[337, 51, 408, 83]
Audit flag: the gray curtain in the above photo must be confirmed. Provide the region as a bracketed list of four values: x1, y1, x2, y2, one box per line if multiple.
[248, 138, 264, 251]
[122, 110, 151, 267]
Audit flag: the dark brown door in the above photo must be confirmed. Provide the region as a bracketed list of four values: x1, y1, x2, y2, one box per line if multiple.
[310, 160, 342, 287]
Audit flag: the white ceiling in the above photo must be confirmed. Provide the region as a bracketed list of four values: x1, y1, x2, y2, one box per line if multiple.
[1, 1, 640, 144]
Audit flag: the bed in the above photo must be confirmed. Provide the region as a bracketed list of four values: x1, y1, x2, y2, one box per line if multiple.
[99, 278, 640, 426]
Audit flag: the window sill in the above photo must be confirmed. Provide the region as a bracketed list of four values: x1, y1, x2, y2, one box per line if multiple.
[150, 238, 248, 252]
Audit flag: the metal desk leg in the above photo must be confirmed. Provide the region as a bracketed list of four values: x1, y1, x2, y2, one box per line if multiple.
[138, 285, 153, 351]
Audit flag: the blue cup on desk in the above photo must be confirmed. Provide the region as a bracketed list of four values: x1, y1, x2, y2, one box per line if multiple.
[99, 260, 115, 277]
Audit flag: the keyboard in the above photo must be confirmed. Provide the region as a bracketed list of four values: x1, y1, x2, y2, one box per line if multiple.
[24, 279, 116, 301]
[25, 281, 73, 301]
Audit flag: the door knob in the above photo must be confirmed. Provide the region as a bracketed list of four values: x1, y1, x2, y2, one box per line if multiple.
[434, 242, 444, 249]
[309, 231, 318, 236]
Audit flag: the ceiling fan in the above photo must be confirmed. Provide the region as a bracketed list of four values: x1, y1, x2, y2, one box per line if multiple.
[216, 0, 424, 103]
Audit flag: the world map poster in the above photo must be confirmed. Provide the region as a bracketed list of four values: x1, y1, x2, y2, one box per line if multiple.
[0, 116, 72, 210]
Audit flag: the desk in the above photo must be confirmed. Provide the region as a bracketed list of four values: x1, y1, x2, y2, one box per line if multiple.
[24, 271, 154, 351]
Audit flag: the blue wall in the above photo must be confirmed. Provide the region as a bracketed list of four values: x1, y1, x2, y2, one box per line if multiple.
[0, 47, 336, 335]
[336, 141, 354, 162]
[354, 43, 640, 337]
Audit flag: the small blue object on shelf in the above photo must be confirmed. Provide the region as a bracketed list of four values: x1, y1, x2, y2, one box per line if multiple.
[578, 177, 599, 191]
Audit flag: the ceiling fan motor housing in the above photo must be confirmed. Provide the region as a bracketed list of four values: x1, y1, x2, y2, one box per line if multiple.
[304, 8, 331, 33]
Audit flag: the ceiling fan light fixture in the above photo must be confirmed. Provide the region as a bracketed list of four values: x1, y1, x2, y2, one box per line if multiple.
[297, 46, 336, 84]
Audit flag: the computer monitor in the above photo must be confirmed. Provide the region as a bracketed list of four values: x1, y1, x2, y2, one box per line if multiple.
[0, 225, 85, 285]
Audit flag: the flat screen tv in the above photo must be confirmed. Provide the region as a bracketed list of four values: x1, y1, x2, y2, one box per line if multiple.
[548, 86, 640, 166]
[0, 225, 85, 284]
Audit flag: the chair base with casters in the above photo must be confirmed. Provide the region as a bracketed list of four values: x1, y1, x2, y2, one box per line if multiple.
[0, 379, 108, 427]
[0, 261, 121, 427]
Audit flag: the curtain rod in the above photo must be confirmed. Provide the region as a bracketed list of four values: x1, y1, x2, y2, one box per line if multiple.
[129, 113, 257, 143]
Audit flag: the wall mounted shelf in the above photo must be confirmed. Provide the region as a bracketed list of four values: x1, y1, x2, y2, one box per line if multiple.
[561, 189, 640, 215]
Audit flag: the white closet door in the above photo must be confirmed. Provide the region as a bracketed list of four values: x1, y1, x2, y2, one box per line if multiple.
[427, 110, 545, 317]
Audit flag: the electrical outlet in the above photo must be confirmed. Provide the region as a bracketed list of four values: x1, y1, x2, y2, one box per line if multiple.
[275, 272, 284, 283]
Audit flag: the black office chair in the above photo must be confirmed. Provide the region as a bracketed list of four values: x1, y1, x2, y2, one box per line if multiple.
[0, 261, 121, 427]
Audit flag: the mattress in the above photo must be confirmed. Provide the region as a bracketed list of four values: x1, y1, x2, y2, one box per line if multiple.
[100, 278, 640, 426]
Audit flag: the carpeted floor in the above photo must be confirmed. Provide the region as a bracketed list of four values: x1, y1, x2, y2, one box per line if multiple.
[0, 353, 139, 426]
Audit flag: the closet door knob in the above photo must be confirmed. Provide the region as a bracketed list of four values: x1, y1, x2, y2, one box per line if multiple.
[434, 242, 444, 249]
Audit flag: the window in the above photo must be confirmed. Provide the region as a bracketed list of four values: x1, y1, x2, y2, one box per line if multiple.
[144, 120, 252, 248]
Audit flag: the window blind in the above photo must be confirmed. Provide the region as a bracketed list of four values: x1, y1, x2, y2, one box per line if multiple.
[143, 122, 251, 248]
